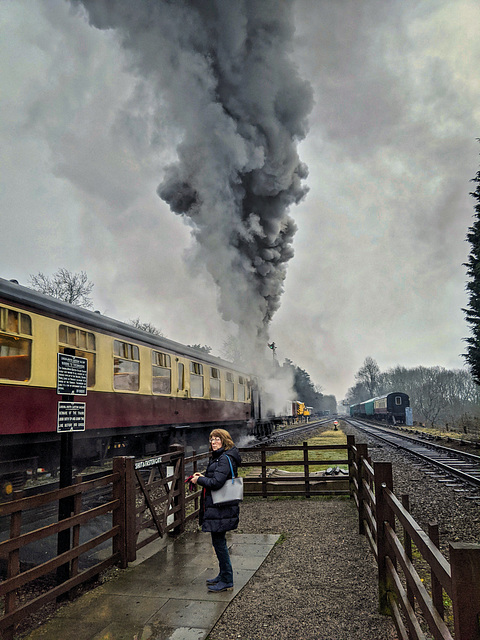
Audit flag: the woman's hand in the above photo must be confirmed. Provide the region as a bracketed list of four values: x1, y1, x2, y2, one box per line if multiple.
[190, 472, 203, 485]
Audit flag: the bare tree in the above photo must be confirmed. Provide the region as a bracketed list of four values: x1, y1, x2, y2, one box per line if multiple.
[220, 334, 245, 365]
[344, 380, 370, 406]
[188, 344, 212, 354]
[29, 269, 94, 308]
[346, 359, 480, 430]
[412, 367, 449, 428]
[130, 318, 163, 336]
[355, 356, 381, 397]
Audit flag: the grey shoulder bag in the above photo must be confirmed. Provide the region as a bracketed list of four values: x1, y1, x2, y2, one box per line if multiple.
[211, 454, 243, 504]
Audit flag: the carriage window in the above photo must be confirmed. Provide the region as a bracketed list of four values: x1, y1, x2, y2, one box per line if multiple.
[225, 371, 234, 401]
[177, 362, 185, 391]
[21, 314, 31, 335]
[376, 397, 387, 409]
[113, 340, 139, 391]
[59, 324, 96, 387]
[395, 396, 402, 405]
[210, 367, 221, 399]
[237, 375, 246, 402]
[190, 361, 204, 397]
[0, 307, 32, 381]
[152, 351, 171, 394]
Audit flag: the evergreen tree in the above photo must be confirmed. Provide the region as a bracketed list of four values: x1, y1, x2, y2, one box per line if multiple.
[282, 359, 323, 411]
[464, 153, 480, 385]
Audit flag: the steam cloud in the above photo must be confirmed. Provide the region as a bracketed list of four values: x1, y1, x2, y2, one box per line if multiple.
[72, 0, 313, 349]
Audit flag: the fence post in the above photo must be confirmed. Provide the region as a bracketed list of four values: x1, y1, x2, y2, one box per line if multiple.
[303, 442, 311, 498]
[374, 461, 394, 616]
[347, 435, 355, 497]
[3, 502, 22, 640]
[356, 443, 368, 535]
[192, 449, 200, 512]
[125, 456, 137, 562]
[261, 447, 267, 498]
[449, 542, 480, 639]
[169, 444, 185, 535]
[113, 456, 136, 568]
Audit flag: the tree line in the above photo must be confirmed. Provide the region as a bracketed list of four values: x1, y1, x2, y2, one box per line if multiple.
[346, 356, 480, 431]
[281, 358, 337, 416]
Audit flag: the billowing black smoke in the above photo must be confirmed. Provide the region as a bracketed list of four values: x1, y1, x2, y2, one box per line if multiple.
[72, 0, 313, 350]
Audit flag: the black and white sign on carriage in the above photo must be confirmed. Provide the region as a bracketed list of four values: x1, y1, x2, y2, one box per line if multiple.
[57, 353, 88, 396]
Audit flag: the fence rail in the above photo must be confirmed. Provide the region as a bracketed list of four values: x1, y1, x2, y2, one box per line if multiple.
[0, 471, 122, 640]
[239, 443, 349, 498]
[348, 434, 480, 640]
[1, 437, 479, 639]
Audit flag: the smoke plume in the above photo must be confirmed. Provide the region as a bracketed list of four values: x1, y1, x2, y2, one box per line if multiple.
[72, 0, 313, 352]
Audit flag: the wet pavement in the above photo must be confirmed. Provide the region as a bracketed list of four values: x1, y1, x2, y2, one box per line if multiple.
[23, 531, 279, 640]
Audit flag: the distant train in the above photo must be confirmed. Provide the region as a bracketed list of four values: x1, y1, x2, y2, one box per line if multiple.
[291, 400, 310, 418]
[349, 392, 410, 424]
[0, 277, 277, 496]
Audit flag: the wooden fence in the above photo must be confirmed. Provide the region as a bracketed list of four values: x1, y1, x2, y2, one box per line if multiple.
[239, 442, 350, 498]
[348, 434, 480, 640]
[125, 440, 351, 556]
[0, 469, 123, 640]
[0, 441, 349, 637]
[1, 438, 480, 639]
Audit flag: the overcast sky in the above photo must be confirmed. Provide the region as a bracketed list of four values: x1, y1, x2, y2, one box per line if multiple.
[2, 0, 479, 401]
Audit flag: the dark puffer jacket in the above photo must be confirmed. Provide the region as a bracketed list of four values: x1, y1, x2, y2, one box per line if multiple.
[197, 446, 241, 533]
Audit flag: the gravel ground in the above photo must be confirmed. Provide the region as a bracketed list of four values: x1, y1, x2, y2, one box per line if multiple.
[341, 423, 480, 551]
[207, 498, 397, 640]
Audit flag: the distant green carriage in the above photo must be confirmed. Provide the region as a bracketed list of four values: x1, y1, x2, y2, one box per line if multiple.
[349, 392, 410, 424]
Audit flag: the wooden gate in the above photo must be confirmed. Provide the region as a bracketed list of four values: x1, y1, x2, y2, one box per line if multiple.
[133, 444, 186, 554]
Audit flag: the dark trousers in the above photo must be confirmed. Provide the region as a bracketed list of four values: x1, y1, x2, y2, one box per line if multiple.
[211, 531, 233, 584]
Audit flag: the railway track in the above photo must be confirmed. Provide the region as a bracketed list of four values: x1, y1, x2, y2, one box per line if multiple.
[249, 417, 333, 447]
[346, 418, 480, 494]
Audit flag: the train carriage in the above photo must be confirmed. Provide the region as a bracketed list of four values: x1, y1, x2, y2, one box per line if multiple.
[349, 392, 410, 424]
[0, 277, 259, 495]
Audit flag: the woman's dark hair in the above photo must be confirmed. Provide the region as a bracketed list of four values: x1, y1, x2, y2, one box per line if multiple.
[209, 428, 234, 450]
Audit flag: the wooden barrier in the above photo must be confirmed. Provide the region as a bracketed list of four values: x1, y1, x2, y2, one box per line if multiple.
[350, 435, 480, 640]
[182, 442, 350, 527]
[0, 471, 122, 640]
[2, 436, 479, 639]
[132, 444, 187, 553]
[239, 442, 350, 498]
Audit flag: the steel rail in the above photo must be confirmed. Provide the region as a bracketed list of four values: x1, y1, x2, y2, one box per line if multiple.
[346, 418, 480, 490]
[247, 417, 333, 448]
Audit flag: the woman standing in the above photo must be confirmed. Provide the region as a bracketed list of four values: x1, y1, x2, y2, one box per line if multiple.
[191, 428, 241, 592]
